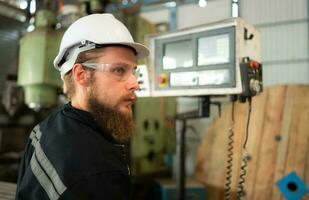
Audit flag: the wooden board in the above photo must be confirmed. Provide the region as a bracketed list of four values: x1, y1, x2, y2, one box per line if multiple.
[195, 85, 309, 200]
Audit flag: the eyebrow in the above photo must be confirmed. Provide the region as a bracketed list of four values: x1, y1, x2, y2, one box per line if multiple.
[110, 62, 137, 68]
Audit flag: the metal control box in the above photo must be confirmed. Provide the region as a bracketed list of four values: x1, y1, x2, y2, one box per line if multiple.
[148, 18, 261, 97]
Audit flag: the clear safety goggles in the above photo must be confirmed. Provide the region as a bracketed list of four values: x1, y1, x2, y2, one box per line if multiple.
[81, 63, 140, 81]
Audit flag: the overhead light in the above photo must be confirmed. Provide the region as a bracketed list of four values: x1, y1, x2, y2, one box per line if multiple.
[29, 17, 35, 24]
[122, 0, 128, 5]
[232, 3, 239, 17]
[165, 1, 176, 8]
[30, 0, 36, 14]
[198, 0, 207, 8]
[27, 25, 35, 32]
[19, 16, 27, 22]
[20, 1, 28, 9]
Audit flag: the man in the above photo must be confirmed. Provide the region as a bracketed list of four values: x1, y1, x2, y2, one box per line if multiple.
[15, 14, 149, 200]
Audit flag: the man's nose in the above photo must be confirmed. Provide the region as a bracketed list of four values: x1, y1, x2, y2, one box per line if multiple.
[126, 74, 140, 91]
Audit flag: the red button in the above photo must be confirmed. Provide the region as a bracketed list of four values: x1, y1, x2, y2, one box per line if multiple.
[249, 61, 260, 70]
[158, 75, 167, 84]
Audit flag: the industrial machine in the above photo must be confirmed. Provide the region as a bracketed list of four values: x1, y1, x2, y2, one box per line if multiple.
[17, 9, 63, 110]
[140, 17, 263, 200]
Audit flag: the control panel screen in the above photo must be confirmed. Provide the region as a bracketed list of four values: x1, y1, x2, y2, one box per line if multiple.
[151, 25, 237, 96]
[198, 34, 230, 66]
[163, 40, 193, 69]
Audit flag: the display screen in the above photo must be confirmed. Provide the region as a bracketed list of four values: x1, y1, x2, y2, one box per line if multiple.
[152, 24, 239, 96]
[163, 40, 193, 69]
[198, 34, 229, 66]
[170, 69, 230, 87]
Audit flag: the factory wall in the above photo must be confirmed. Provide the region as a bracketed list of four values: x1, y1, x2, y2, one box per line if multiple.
[177, 0, 231, 29]
[241, 0, 309, 86]
[140, 0, 231, 30]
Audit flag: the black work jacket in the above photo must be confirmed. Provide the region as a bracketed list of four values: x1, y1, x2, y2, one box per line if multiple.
[15, 104, 130, 200]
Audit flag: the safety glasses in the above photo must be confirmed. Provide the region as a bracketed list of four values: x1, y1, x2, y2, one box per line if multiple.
[81, 63, 140, 81]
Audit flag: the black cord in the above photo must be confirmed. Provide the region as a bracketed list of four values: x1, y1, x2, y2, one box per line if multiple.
[236, 155, 249, 199]
[243, 97, 252, 149]
[225, 97, 253, 200]
[237, 97, 253, 199]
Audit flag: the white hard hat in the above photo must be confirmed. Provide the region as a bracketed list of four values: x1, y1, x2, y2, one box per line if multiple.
[53, 13, 149, 77]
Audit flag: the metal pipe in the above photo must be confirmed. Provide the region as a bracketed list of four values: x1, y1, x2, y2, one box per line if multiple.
[168, 5, 177, 30]
[176, 119, 186, 200]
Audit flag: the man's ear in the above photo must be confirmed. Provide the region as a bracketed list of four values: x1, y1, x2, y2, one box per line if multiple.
[72, 64, 91, 86]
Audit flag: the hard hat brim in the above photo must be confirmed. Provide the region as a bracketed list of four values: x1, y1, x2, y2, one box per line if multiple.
[54, 42, 149, 70]
[120, 42, 150, 59]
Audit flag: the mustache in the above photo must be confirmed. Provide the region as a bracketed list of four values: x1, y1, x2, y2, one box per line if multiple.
[121, 93, 137, 103]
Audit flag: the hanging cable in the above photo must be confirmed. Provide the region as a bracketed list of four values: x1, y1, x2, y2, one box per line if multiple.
[242, 97, 252, 149]
[236, 97, 252, 200]
[224, 101, 235, 200]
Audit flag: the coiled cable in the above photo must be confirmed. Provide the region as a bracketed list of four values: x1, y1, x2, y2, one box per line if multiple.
[236, 98, 252, 200]
[224, 98, 252, 200]
[224, 101, 235, 200]
[236, 151, 249, 199]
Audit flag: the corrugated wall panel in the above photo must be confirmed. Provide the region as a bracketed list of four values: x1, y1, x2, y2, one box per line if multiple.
[241, 0, 309, 86]
[260, 23, 308, 62]
[263, 63, 309, 86]
[241, 0, 307, 24]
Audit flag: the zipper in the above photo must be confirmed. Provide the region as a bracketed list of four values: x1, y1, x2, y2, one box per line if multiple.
[115, 144, 131, 175]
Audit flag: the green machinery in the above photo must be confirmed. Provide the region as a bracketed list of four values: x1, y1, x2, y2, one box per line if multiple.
[124, 16, 177, 175]
[18, 10, 63, 110]
[132, 97, 176, 175]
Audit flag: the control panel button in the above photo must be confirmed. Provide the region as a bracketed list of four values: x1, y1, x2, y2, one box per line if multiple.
[157, 73, 168, 87]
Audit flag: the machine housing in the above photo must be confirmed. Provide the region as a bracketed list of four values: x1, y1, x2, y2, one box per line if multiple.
[147, 17, 261, 97]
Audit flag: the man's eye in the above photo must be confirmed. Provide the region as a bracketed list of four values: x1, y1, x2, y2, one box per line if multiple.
[112, 66, 127, 76]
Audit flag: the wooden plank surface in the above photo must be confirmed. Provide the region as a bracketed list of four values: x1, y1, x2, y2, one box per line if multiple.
[195, 85, 309, 200]
[252, 86, 286, 200]
[229, 102, 247, 200]
[271, 86, 295, 200]
[280, 86, 309, 199]
[196, 105, 232, 199]
[284, 86, 309, 174]
[306, 130, 309, 200]
[244, 88, 269, 200]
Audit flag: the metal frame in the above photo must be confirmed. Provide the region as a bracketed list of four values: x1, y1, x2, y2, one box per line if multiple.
[150, 20, 237, 96]
[148, 18, 260, 97]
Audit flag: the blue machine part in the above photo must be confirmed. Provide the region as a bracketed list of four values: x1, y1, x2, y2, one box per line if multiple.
[276, 171, 309, 200]
[153, 179, 206, 200]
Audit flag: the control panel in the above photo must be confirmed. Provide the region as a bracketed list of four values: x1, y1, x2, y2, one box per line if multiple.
[136, 64, 151, 97]
[148, 18, 261, 97]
